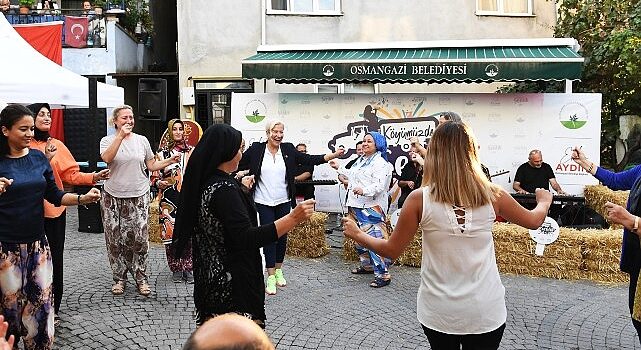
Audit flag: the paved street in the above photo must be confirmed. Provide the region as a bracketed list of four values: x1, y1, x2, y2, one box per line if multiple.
[53, 210, 640, 350]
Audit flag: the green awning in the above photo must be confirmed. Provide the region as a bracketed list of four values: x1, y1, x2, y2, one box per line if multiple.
[242, 40, 584, 83]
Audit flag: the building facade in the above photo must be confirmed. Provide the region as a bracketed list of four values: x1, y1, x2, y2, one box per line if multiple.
[176, 0, 558, 123]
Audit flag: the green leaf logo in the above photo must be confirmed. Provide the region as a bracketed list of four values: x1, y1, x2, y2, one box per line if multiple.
[244, 100, 267, 123]
[559, 103, 589, 129]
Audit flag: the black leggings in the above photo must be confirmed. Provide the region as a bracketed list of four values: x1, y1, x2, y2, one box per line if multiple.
[421, 323, 505, 350]
[44, 213, 66, 314]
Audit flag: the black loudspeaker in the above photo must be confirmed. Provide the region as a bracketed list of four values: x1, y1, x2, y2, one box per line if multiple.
[138, 78, 167, 120]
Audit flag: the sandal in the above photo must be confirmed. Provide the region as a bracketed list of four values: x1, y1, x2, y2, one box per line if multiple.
[351, 266, 374, 275]
[369, 277, 391, 288]
[137, 281, 151, 296]
[111, 281, 125, 295]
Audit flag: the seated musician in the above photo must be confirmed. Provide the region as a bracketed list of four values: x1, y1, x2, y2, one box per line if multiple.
[513, 150, 566, 219]
[513, 149, 566, 195]
[294, 143, 315, 200]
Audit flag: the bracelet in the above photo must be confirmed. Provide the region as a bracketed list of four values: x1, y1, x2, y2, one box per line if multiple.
[587, 162, 594, 173]
[634, 216, 639, 232]
[77, 194, 88, 209]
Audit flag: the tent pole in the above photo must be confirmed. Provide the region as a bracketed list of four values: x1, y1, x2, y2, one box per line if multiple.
[89, 77, 98, 172]
[565, 79, 573, 94]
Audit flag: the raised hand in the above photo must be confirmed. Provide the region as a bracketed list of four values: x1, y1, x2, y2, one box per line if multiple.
[535, 188, 553, 205]
[45, 138, 57, 160]
[241, 174, 255, 189]
[0, 315, 15, 350]
[93, 169, 110, 182]
[342, 216, 362, 241]
[81, 188, 101, 204]
[329, 159, 339, 170]
[289, 199, 315, 223]
[118, 123, 133, 139]
[0, 178, 13, 195]
[604, 201, 634, 227]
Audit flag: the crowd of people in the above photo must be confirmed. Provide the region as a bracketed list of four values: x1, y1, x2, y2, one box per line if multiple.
[1, 101, 639, 350]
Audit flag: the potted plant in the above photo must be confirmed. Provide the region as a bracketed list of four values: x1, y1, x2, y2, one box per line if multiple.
[93, 0, 105, 15]
[18, 0, 35, 14]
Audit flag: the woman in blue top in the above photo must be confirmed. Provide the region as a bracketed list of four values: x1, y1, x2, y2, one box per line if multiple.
[0, 105, 100, 350]
[572, 147, 641, 342]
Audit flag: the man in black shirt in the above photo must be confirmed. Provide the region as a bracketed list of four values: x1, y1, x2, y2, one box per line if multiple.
[513, 150, 566, 194]
[293, 143, 315, 200]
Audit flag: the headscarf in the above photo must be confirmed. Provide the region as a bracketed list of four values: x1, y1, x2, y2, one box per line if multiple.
[173, 124, 242, 256]
[159, 118, 190, 152]
[26, 103, 51, 142]
[367, 131, 388, 161]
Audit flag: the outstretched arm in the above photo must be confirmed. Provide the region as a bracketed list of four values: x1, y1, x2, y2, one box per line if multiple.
[343, 188, 423, 259]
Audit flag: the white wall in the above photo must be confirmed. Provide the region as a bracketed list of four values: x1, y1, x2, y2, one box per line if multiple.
[63, 20, 149, 75]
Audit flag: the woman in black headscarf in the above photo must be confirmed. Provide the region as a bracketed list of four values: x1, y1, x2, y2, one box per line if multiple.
[173, 124, 315, 328]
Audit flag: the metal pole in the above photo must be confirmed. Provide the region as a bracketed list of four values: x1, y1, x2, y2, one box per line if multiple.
[88, 76, 98, 172]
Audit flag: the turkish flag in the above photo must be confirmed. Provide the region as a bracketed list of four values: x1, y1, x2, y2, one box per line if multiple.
[13, 22, 66, 141]
[64, 16, 88, 48]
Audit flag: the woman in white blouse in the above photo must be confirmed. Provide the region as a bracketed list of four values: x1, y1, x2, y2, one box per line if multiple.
[330, 131, 393, 288]
[343, 121, 552, 349]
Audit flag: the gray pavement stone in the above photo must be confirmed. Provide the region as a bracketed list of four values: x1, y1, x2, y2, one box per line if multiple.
[46, 210, 641, 349]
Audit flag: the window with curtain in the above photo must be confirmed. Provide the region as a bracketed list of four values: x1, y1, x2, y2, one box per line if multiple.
[268, 0, 340, 13]
[477, 0, 531, 15]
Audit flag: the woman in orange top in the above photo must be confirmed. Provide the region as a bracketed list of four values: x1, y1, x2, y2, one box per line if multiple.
[27, 103, 110, 324]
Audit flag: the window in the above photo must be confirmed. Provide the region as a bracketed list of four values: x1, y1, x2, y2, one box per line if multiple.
[476, 0, 532, 16]
[315, 83, 376, 94]
[268, 0, 341, 14]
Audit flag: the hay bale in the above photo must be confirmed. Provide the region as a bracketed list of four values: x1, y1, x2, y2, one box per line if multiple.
[148, 197, 161, 244]
[493, 223, 584, 277]
[342, 236, 359, 261]
[394, 227, 422, 267]
[584, 184, 628, 229]
[286, 212, 329, 258]
[492, 222, 627, 284]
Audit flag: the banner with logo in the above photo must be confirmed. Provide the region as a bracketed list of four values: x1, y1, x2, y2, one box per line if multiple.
[231, 93, 601, 212]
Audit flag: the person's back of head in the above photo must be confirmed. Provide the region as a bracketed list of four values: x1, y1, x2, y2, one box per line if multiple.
[182, 313, 274, 350]
[423, 121, 499, 208]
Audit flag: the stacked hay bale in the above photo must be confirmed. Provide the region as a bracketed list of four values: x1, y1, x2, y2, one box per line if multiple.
[492, 223, 626, 283]
[493, 223, 584, 280]
[286, 212, 329, 258]
[148, 197, 162, 244]
[584, 184, 629, 230]
[578, 228, 627, 283]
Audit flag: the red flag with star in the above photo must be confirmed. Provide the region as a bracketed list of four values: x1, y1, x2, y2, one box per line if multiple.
[64, 16, 88, 48]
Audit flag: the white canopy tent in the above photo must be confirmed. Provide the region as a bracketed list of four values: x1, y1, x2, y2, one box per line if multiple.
[0, 14, 124, 108]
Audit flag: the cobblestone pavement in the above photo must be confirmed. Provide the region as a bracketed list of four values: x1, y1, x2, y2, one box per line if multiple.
[51, 210, 640, 349]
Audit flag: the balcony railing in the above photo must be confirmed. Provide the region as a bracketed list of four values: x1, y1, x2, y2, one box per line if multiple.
[4, 9, 113, 48]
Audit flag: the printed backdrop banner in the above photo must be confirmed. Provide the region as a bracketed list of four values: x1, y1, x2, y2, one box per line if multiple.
[231, 93, 602, 213]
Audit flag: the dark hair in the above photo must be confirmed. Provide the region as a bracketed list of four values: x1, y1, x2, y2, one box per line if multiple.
[0, 105, 34, 157]
[26, 103, 51, 142]
[295, 143, 306, 149]
[440, 111, 462, 123]
[355, 141, 364, 147]
[173, 124, 242, 256]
